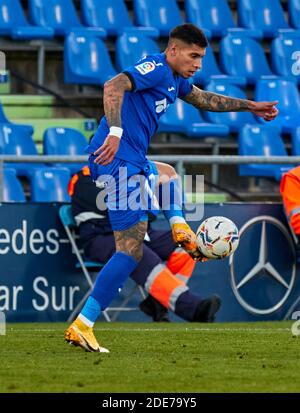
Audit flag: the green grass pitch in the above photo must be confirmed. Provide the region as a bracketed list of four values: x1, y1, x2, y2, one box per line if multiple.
[0, 321, 299, 393]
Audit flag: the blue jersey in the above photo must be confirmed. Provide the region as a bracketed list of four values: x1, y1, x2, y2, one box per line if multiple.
[86, 52, 192, 166]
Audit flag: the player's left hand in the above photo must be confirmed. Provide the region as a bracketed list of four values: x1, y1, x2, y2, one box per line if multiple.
[250, 100, 279, 121]
[93, 134, 120, 165]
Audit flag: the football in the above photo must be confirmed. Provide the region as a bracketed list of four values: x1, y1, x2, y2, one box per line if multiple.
[196, 216, 239, 259]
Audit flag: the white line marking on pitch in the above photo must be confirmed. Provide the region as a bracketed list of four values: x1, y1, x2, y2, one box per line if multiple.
[6, 327, 292, 333]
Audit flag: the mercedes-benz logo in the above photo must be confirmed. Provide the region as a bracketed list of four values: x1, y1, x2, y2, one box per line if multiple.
[229, 215, 296, 315]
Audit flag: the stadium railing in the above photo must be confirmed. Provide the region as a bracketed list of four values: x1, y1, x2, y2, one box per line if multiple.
[1, 153, 300, 202]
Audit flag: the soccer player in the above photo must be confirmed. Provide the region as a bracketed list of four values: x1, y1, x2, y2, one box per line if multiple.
[65, 23, 278, 352]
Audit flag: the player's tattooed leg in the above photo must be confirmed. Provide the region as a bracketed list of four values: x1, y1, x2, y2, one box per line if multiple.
[114, 220, 148, 261]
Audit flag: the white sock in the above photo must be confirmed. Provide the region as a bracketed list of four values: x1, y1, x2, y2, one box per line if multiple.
[169, 216, 186, 226]
[78, 313, 94, 327]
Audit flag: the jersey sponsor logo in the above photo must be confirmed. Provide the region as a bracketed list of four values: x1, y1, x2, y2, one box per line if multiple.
[168, 86, 175, 92]
[135, 61, 156, 75]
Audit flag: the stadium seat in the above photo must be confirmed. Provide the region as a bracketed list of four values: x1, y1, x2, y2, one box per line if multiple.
[80, 0, 158, 38]
[239, 124, 293, 181]
[2, 168, 26, 202]
[81, 0, 132, 36]
[158, 98, 229, 138]
[0, 102, 10, 123]
[220, 34, 275, 84]
[59, 204, 146, 322]
[291, 127, 300, 155]
[255, 78, 300, 133]
[237, 0, 295, 38]
[115, 32, 160, 71]
[64, 32, 117, 85]
[28, 0, 105, 37]
[271, 32, 300, 83]
[184, 0, 261, 39]
[185, 0, 236, 37]
[186, 0, 263, 39]
[191, 45, 246, 86]
[203, 81, 259, 132]
[133, 0, 183, 37]
[31, 167, 71, 202]
[43, 127, 87, 174]
[0, 0, 54, 39]
[0, 123, 45, 177]
[0, 101, 34, 135]
[289, 0, 300, 29]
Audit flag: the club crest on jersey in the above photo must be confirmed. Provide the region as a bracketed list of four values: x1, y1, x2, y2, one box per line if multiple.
[135, 61, 156, 75]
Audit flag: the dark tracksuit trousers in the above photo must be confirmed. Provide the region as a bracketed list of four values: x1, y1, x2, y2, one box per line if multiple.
[80, 222, 203, 321]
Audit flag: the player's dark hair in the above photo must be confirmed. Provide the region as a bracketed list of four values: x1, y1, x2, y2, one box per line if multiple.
[169, 24, 208, 48]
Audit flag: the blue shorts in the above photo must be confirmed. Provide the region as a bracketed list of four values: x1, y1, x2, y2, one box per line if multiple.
[89, 156, 160, 231]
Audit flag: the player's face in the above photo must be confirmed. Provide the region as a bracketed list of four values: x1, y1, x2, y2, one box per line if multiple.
[173, 43, 206, 78]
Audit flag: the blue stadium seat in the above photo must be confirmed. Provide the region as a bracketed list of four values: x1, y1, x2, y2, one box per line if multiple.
[289, 0, 300, 29]
[0, 123, 45, 177]
[3, 168, 26, 202]
[239, 124, 292, 181]
[80, 0, 158, 38]
[0, 102, 10, 123]
[191, 45, 246, 86]
[115, 33, 160, 71]
[43, 127, 87, 174]
[255, 77, 300, 133]
[133, 0, 183, 37]
[271, 32, 300, 83]
[185, 0, 263, 39]
[185, 0, 235, 37]
[31, 167, 71, 202]
[81, 0, 132, 36]
[237, 0, 294, 38]
[158, 98, 229, 138]
[0, 0, 54, 39]
[203, 81, 258, 132]
[28, 0, 105, 37]
[0, 101, 34, 135]
[64, 33, 117, 85]
[291, 127, 300, 155]
[220, 34, 274, 84]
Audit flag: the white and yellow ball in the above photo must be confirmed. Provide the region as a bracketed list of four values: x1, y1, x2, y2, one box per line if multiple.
[196, 216, 239, 259]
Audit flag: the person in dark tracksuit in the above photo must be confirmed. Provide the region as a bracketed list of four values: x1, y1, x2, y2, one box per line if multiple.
[68, 166, 214, 323]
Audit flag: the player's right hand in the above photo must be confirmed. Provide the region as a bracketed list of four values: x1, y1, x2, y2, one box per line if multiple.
[93, 134, 120, 165]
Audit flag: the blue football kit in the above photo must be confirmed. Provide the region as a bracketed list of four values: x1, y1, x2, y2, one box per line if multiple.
[86, 52, 192, 231]
[75, 53, 196, 325]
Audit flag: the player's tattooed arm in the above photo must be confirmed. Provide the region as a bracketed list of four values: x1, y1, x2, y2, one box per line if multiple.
[183, 85, 279, 121]
[93, 73, 132, 165]
[114, 220, 148, 261]
[103, 73, 132, 127]
[183, 85, 252, 112]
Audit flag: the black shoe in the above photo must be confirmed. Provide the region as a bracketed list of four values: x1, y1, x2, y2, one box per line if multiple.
[193, 294, 221, 322]
[139, 295, 170, 322]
